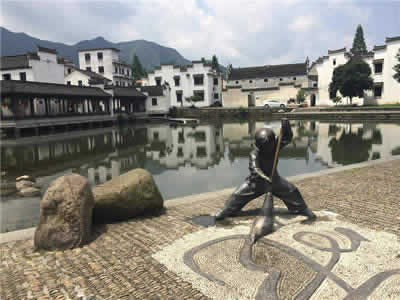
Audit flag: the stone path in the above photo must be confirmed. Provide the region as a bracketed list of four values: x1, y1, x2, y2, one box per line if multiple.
[1, 158, 400, 299]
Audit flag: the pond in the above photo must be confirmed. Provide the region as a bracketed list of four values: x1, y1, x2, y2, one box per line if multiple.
[1, 119, 400, 233]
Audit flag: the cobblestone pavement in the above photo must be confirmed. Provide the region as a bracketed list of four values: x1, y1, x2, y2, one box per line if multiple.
[1, 159, 400, 299]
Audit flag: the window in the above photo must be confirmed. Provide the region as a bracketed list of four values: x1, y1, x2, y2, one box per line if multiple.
[68, 68, 72, 74]
[374, 85, 383, 97]
[97, 52, 103, 60]
[213, 77, 218, 85]
[214, 93, 219, 99]
[122, 68, 125, 75]
[176, 91, 183, 102]
[333, 59, 336, 66]
[313, 82, 317, 87]
[264, 78, 268, 82]
[115, 67, 118, 73]
[293, 77, 296, 80]
[193, 74, 204, 85]
[174, 76, 180, 86]
[280, 78, 283, 81]
[374, 63, 383, 74]
[249, 80, 253, 83]
[2, 74, 11, 80]
[193, 90, 204, 101]
[85, 53, 90, 62]
[67, 81, 71, 85]
[177, 147, 184, 157]
[155, 77, 162, 86]
[178, 131, 185, 143]
[127, 70, 130, 77]
[235, 81, 239, 84]
[152, 98, 157, 106]
[98, 66, 104, 73]
[86, 67, 91, 71]
[19, 72, 26, 81]
[78, 80, 82, 86]
[196, 146, 207, 158]
[153, 131, 159, 140]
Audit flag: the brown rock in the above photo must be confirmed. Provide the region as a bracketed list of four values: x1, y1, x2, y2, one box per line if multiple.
[93, 168, 164, 223]
[16, 180, 35, 190]
[34, 174, 94, 251]
[18, 187, 41, 197]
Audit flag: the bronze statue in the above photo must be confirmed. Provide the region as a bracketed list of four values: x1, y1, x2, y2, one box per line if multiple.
[215, 119, 316, 243]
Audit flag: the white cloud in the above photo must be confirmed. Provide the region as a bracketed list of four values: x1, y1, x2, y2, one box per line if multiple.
[289, 15, 317, 33]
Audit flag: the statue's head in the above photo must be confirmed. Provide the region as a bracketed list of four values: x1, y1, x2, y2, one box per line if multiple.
[254, 128, 276, 157]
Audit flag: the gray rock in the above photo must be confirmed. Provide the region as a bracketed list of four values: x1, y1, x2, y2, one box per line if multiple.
[16, 175, 36, 182]
[18, 187, 41, 197]
[34, 174, 94, 251]
[93, 168, 164, 223]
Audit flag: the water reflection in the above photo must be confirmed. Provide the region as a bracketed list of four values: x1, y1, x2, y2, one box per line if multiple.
[1, 120, 400, 232]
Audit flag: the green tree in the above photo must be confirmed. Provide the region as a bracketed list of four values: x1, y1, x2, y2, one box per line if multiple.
[329, 57, 373, 105]
[296, 89, 306, 103]
[211, 55, 220, 73]
[332, 96, 342, 106]
[131, 54, 146, 81]
[393, 49, 400, 83]
[201, 57, 206, 64]
[351, 24, 368, 55]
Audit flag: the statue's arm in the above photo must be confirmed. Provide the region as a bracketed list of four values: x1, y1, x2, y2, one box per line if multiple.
[279, 118, 293, 150]
[249, 150, 272, 183]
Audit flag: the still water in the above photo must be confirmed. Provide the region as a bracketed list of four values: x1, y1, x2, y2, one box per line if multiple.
[1, 119, 400, 232]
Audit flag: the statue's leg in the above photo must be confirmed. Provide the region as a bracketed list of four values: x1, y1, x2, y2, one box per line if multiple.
[215, 178, 266, 220]
[272, 176, 316, 220]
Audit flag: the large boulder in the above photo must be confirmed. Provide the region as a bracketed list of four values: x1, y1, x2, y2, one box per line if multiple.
[93, 168, 163, 223]
[34, 174, 94, 251]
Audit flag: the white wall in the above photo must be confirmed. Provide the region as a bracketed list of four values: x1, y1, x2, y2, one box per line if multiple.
[144, 89, 171, 114]
[0, 68, 34, 81]
[144, 63, 221, 107]
[29, 58, 65, 84]
[64, 71, 91, 86]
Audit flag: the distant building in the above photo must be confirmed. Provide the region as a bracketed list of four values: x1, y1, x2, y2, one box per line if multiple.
[64, 67, 112, 87]
[141, 61, 222, 108]
[78, 48, 133, 87]
[139, 85, 171, 115]
[0, 46, 66, 84]
[223, 62, 314, 107]
[309, 35, 400, 106]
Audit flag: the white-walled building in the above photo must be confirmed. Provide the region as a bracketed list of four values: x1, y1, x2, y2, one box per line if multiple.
[64, 68, 112, 87]
[222, 62, 316, 107]
[309, 36, 400, 106]
[139, 85, 171, 115]
[141, 61, 222, 108]
[78, 48, 133, 87]
[0, 46, 66, 84]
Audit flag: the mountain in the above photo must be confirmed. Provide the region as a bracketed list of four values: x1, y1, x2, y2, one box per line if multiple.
[0, 27, 191, 70]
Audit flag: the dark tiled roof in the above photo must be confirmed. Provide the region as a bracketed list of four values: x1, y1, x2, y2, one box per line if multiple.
[78, 47, 120, 52]
[0, 80, 110, 98]
[74, 68, 111, 83]
[229, 63, 307, 80]
[0, 55, 30, 70]
[328, 47, 346, 54]
[37, 45, 57, 54]
[386, 36, 400, 43]
[373, 45, 387, 51]
[140, 85, 164, 96]
[113, 87, 146, 99]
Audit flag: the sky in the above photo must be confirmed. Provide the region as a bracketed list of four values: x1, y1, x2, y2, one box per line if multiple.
[1, 0, 400, 67]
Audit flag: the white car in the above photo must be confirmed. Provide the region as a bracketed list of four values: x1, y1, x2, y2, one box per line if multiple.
[263, 100, 286, 110]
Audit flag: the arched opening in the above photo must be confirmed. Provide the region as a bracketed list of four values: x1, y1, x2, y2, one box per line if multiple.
[311, 94, 316, 107]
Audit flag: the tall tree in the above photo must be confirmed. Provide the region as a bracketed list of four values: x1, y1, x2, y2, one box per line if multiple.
[131, 54, 146, 81]
[201, 57, 206, 64]
[394, 49, 400, 83]
[329, 57, 373, 105]
[351, 25, 368, 55]
[211, 55, 220, 73]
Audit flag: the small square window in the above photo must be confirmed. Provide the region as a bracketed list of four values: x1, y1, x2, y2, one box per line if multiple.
[78, 80, 82, 86]
[214, 93, 219, 99]
[97, 52, 103, 60]
[193, 75, 204, 85]
[98, 66, 104, 73]
[177, 147, 184, 157]
[293, 77, 296, 80]
[68, 68, 72, 74]
[85, 53, 90, 61]
[2, 74, 11, 80]
[19, 72, 26, 81]
[152, 98, 157, 106]
[156, 77, 162, 86]
[213, 77, 218, 85]
[174, 77, 180, 86]
[176, 91, 183, 102]
[374, 63, 383, 74]
[280, 78, 283, 81]
[249, 80, 253, 83]
[235, 81, 239, 84]
[67, 81, 71, 85]
[374, 85, 383, 97]
[86, 67, 91, 72]
[194, 90, 204, 101]
[153, 131, 159, 140]
[333, 59, 336, 66]
[264, 78, 268, 82]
